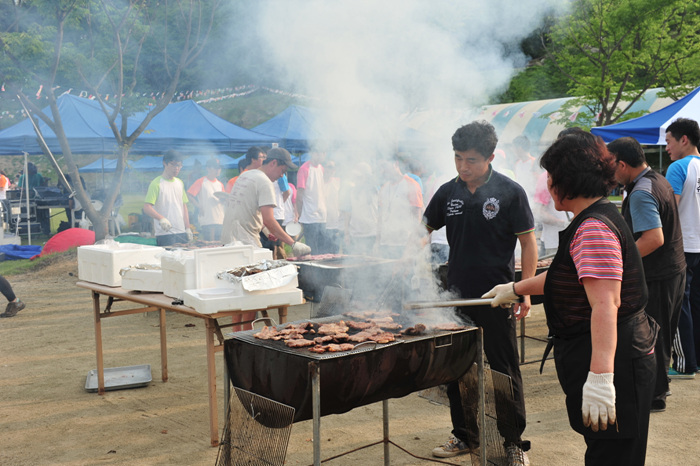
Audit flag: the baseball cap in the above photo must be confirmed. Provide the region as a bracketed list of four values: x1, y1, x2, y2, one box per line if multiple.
[266, 147, 297, 170]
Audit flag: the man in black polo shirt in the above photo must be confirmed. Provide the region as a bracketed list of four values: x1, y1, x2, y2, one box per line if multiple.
[424, 121, 537, 464]
[610, 137, 686, 412]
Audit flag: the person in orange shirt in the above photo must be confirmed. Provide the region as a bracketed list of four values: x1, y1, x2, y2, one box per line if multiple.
[0, 170, 9, 200]
[225, 146, 267, 193]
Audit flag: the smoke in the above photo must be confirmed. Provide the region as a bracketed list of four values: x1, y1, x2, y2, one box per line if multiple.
[220, 0, 563, 316]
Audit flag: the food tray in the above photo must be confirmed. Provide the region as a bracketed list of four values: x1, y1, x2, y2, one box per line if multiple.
[85, 364, 152, 392]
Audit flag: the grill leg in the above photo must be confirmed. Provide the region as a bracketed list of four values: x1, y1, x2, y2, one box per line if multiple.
[311, 361, 321, 466]
[383, 399, 390, 465]
[477, 327, 487, 466]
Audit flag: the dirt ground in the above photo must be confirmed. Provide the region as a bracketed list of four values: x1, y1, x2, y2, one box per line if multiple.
[0, 253, 697, 465]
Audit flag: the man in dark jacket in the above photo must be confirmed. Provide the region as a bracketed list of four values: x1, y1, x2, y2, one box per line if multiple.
[610, 137, 686, 412]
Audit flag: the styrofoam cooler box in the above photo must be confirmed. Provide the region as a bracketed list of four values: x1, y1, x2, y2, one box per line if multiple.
[120, 267, 163, 292]
[215, 263, 299, 296]
[160, 250, 196, 299]
[160, 245, 274, 298]
[78, 243, 164, 287]
[182, 288, 303, 314]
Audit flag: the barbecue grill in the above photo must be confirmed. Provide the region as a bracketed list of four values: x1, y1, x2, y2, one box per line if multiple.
[294, 255, 402, 303]
[224, 315, 485, 465]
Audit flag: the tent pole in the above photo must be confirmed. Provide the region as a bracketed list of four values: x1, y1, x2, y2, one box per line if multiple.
[23, 153, 31, 246]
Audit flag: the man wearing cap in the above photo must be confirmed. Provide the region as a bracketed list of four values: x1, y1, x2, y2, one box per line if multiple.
[222, 147, 312, 257]
[187, 157, 225, 241]
[144, 150, 192, 246]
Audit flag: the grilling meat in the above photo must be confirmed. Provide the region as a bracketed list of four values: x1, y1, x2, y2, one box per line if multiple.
[313, 335, 334, 345]
[308, 343, 355, 353]
[400, 323, 427, 336]
[318, 321, 350, 335]
[253, 326, 280, 340]
[285, 338, 316, 348]
[346, 320, 374, 330]
[432, 323, 466, 331]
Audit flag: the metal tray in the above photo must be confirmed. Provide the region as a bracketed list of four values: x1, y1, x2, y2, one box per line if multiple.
[85, 364, 152, 392]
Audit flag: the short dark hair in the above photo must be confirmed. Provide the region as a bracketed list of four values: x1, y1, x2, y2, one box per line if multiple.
[666, 118, 700, 147]
[557, 126, 586, 140]
[607, 137, 646, 167]
[452, 120, 498, 158]
[513, 135, 530, 151]
[245, 146, 265, 162]
[163, 149, 184, 164]
[540, 131, 617, 201]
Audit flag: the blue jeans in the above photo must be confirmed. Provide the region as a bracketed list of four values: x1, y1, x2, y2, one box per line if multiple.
[300, 223, 326, 253]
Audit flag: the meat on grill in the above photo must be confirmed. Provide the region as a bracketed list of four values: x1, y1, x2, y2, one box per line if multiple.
[313, 335, 334, 344]
[346, 320, 374, 330]
[318, 321, 350, 335]
[308, 343, 355, 353]
[285, 338, 316, 348]
[400, 323, 427, 336]
[253, 326, 279, 340]
[348, 330, 396, 343]
[432, 323, 467, 331]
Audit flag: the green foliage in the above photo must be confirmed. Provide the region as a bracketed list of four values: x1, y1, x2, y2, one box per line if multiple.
[545, 0, 700, 126]
[497, 60, 570, 103]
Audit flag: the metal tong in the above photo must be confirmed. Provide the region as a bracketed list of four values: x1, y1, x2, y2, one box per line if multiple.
[403, 298, 494, 310]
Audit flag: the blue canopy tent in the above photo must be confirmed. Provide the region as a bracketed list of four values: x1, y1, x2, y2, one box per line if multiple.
[131, 156, 165, 172]
[79, 157, 132, 173]
[182, 154, 243, 169]
[0, 94, 278, 155]
[0, 94, 137, 155]
[591, 86, 700, 144]
[250, 105, 322, 153]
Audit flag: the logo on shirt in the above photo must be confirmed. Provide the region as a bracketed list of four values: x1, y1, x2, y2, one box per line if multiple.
[446, 198, 464, 216]
[482, 197, 500, 220]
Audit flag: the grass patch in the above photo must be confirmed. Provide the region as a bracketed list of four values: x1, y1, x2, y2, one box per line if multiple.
[0, 248, 77, 276]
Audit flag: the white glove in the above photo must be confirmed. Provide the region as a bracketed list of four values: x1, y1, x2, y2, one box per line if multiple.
[582, 371, 616, 432]
[481, 282, 520, 308]
[159, 217, 172, 232]
[186, 228, 193, 242]
[292, 241, 311, 257]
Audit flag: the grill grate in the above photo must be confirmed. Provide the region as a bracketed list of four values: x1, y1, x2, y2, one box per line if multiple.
[216, 387, 295, 466]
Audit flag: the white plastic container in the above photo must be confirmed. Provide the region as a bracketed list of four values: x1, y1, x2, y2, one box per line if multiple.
[77, 243, 164, 287]
[160, 250, 196, 299]
[120, 267, 163, 293]
[215, 263, 299, 296]
[160, 245, 274, 298]
[182, 288, 303, 315]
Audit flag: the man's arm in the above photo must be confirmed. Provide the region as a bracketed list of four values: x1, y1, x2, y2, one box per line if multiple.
[261, 205, 295, 246]
[636, 228, 664, 257]
[515, 230, 537, 320]
[143, 203, 161, 220]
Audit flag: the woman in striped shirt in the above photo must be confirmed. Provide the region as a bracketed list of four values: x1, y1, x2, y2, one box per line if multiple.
[484, 131, 657, 465]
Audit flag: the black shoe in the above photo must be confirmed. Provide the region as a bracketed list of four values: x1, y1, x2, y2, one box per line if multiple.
[0, 300, 25, 318]
[651, 399, 666, 413]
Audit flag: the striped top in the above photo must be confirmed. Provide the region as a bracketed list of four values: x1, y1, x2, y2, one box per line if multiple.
[570, 218, 623, 281]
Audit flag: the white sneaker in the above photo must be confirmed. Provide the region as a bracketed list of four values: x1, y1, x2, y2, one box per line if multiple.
[432, 435, 471, 458]
[506, 444, 530, 466]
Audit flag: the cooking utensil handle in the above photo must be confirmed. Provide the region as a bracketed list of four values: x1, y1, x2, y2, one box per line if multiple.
[434, 333, 453, 348]
[403, 298, 494, 309]
[251, 317, 277, 328]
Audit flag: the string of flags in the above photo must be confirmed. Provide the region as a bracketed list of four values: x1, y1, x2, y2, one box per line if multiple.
[0, 84, 317, 121]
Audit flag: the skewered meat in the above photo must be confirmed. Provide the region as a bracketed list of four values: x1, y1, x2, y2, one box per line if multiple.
[285, 338, 316, 348]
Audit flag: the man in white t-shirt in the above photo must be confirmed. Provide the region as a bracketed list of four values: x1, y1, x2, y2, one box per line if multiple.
[187, 157, 225, 241]
[665, 117, 700, 377]
[377, 157, 424, 259]
[143, 150, 191, 246]
[512, 135, 539, 198]
[221, 147, 311, 257]
[340, 162, 379, 256]
[296, 150, 327, 252]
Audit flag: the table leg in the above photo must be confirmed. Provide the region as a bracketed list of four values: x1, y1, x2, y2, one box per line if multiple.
[278, 306, 288, 324]
[205, 319, 219, 447]
[92, 291, 105, 396]
[159, 308, 168, 382]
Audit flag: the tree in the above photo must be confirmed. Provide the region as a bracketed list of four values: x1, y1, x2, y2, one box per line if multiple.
[0, 0, 223, 240]
[543, 0, 700, 128]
